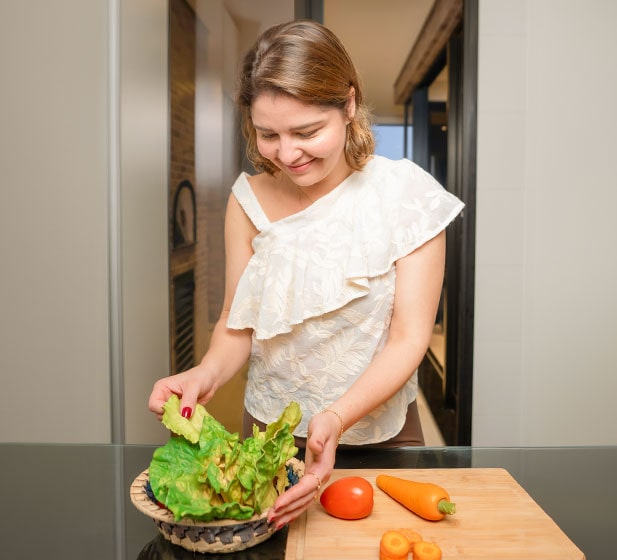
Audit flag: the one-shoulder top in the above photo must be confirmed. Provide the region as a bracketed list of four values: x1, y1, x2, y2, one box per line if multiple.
[227, 155, 464, 444]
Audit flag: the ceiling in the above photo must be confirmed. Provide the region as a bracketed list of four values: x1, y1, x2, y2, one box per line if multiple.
[324, 0, 438, 123]
[224, 0, 444, 124]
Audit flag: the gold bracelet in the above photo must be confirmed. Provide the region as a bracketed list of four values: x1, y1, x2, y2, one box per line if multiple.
[322, 409, 344, 443]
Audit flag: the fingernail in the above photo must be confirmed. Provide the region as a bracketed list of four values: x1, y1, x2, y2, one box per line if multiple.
[276, 522, 288, 531]
[181, 407, 192, 419]
[267, 505, 278, 524]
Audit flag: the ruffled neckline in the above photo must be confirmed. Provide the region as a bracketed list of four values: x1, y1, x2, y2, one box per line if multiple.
[227, 156, 464, 339]
[238, 158, 373, 228]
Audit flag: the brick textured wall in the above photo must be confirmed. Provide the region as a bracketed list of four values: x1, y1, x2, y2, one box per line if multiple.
[169, 0, 201, 373]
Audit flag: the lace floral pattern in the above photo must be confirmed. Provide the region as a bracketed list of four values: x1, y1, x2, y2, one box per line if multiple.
[227, 156, 464, 444]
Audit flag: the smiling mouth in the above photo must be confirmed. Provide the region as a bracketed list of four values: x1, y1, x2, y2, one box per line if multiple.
[287, 159, 316, 172]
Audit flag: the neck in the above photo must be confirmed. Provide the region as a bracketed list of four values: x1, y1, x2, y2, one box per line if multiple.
[296, 185, 316, 204]
[283, 163, 354, 204]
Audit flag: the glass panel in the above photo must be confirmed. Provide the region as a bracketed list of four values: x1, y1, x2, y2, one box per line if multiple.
[372, 124, 413, 160]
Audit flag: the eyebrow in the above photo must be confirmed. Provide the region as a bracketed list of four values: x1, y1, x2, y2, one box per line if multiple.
[253, 119, 325, 132]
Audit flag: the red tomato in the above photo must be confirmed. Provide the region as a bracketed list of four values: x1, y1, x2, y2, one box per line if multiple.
[319, 476, 374, 520]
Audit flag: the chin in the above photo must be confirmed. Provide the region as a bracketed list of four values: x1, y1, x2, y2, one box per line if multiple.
[286, 165, 330, 188]
[289, 174, 321, 188]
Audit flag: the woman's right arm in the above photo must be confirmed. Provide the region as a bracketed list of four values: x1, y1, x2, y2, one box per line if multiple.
[148, 193, 257, 418]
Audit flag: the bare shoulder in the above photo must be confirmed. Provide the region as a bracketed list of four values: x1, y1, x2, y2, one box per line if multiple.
[226, 190, 258, 239]
[246, 171, 299, 222]
[247, 171, 278, 194]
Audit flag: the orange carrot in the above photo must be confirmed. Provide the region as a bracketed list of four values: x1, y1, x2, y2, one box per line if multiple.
[396, 527, 423, 546]
[412, 540, 442, 560]
[376, 474, 456, 521]
[379, 530, 411, 560]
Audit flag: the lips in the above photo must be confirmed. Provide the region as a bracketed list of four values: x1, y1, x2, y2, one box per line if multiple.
[286, 158, 316, 174]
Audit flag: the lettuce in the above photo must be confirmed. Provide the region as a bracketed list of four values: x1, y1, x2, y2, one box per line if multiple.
[149, 397, 302, 522]
[161, 394, 207, 444]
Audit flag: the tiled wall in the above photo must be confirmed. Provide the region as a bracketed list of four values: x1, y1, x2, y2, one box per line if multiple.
[473, 0, 527, 445]
[474, 0, 617, 445]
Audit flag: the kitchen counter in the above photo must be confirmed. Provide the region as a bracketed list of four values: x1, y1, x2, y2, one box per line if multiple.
[1, 444, 614, 559]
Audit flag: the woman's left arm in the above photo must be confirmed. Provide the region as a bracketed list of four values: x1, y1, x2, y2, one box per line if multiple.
[268, 231, 446, 529]
[327, 228, 446, 429]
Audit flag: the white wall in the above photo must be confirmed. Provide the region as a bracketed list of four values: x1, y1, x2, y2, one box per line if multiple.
[0, 0, 170, 444]
[0, 1, 112, 442]
[474, 0, 617, 445]
[120, 0, 171, 444]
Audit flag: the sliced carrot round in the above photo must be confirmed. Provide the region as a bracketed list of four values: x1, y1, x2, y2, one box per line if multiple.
[396, 528, 423, 546]
[412, 540, 442, 560]
[380, 530, 411, 559]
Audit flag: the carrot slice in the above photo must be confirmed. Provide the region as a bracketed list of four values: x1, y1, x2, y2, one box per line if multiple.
[380, 530, 411, 560]
[412, 540, 442, 560]
[396, 528, 423, 546]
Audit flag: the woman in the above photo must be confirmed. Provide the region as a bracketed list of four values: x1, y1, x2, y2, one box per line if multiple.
[149, 19, 464, 529]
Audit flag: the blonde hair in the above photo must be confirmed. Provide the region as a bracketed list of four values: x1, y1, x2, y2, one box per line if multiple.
[237, 20, 375, 175]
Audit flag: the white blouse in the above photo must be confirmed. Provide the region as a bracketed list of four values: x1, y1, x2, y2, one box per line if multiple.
[227, 156, 464, 444]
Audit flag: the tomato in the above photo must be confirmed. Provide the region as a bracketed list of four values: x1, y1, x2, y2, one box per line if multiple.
[319, 476, 374, 520]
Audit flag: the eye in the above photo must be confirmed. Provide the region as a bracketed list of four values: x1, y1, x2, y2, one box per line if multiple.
[258, 132, 277, 140]
[297, 129, 318, 139]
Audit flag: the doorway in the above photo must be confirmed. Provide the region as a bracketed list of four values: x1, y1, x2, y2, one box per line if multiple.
[401, 0, 478, 445]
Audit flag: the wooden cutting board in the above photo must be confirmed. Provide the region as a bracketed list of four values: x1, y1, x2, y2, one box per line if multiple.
[285, 468, 585, 559]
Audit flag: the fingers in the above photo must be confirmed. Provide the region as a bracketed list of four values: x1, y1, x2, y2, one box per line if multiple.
[307, 432, 324, 455]
[305, 430, 337, 476]
[148, 368, 211, 420]
[179, 384, 203, 420]
[268, 428, 338, 529]
[306, 411, 341, 458]
[270, 493, 317, 529]
[148, 381, 171, 417]
[268, 473, 323, 529]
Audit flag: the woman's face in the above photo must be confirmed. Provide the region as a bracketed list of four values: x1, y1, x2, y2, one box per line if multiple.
[251, 93, 353, 192]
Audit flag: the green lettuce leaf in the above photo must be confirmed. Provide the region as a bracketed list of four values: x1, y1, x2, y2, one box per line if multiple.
[161, 394, 207, 444]
[148, 399, 302, 521]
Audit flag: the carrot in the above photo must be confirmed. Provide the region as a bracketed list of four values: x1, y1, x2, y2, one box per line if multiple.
[376, 474, 456, 521]
[412, 540, 442, 560]
[379, 530, 411, 560]
[396, 527, 423, 546]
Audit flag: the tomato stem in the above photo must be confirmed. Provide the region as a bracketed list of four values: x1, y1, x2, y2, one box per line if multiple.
[437, 499, 456, 515]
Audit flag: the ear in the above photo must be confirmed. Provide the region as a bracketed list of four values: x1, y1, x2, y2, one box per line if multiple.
[346, 86, 356, 122]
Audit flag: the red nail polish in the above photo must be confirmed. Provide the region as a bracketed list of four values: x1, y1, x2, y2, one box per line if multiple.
[181, 407, 192, 419]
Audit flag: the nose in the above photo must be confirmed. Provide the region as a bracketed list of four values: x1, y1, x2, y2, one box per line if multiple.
[277, 135, 302, 165]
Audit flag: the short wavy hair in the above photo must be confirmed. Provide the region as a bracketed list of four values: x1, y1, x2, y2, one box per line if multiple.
[237, 20, 375, 175]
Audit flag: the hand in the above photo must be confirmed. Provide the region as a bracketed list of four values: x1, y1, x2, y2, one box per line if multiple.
[148, 365, 216, 420]
[267, 411, 341, 529]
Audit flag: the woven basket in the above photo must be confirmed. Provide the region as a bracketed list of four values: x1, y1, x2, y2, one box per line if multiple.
[130, 459, 304, 554]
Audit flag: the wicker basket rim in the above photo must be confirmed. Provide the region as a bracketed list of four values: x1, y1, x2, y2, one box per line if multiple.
[130, 469, 271, 527]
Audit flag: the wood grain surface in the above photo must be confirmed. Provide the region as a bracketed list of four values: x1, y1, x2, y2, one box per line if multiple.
[285, 468, 584, 559]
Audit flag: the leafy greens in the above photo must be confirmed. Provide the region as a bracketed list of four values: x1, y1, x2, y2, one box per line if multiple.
[148, 395, 302, 521]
